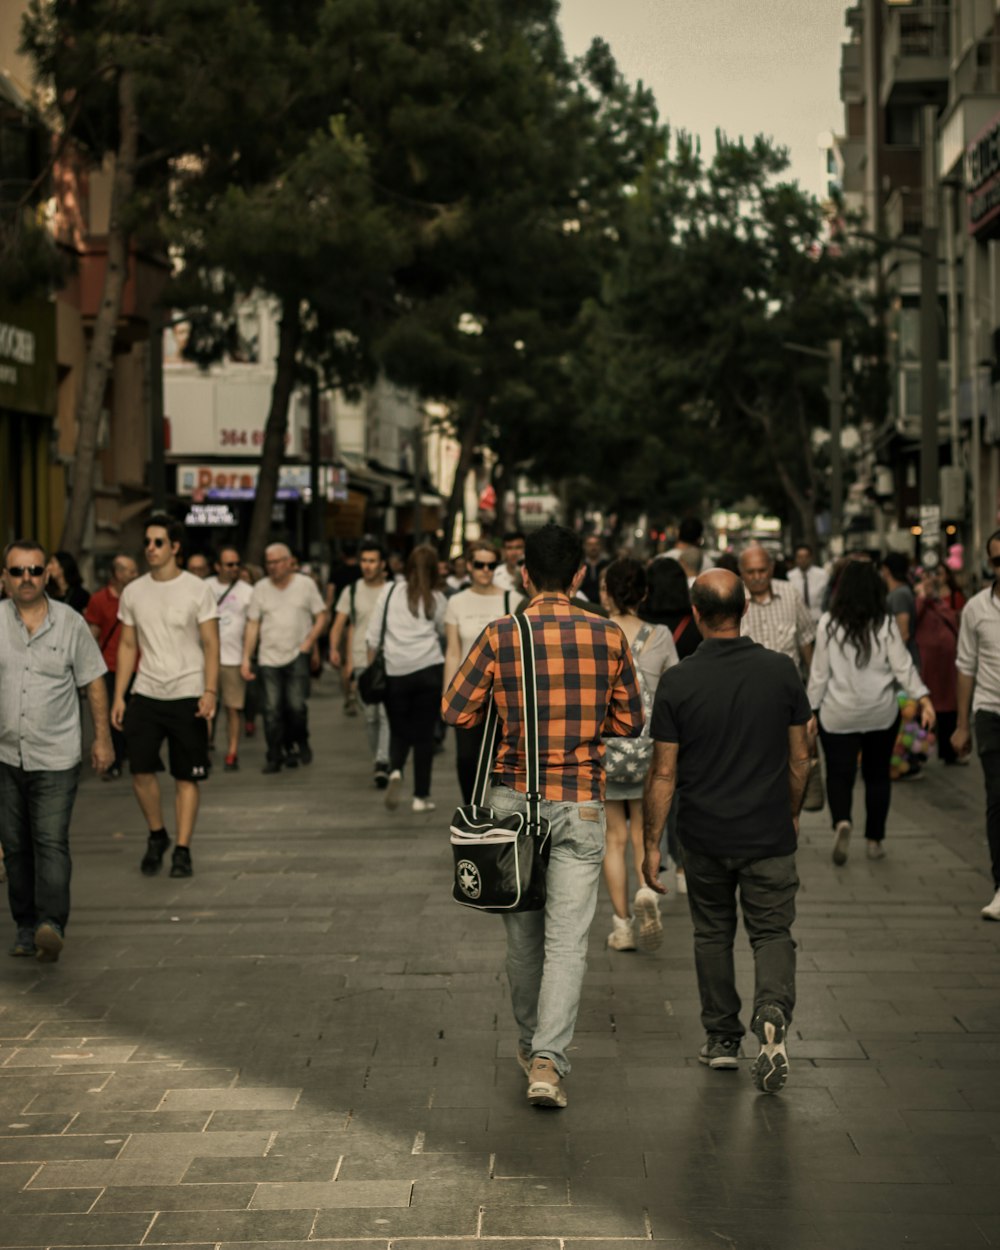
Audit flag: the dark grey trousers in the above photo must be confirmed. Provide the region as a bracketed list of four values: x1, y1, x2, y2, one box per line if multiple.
[683, 848, 799, 1041]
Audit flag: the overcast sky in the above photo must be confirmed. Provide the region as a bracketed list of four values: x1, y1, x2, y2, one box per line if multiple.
[558, 0, 847, 200]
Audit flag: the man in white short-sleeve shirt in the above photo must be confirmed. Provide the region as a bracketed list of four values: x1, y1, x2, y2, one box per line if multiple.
[952, 529, 1000, 919]
[242, 544, 328, 774]
[206, 546, 254, 772]
[113, 514, 220, 880]
[328, 539, 390, 787]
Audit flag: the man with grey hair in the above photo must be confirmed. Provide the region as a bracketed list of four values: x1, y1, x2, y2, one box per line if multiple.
[0, 538, 113, 962]
[242, 544, 327, 774]
[739, 544, 814, 675]
[642, 568, 812, 1094]
[85, 553, 139, 778]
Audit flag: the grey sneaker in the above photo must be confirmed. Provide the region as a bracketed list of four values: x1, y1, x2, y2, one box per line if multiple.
[527, 1057, 567, 1108]
[633, 886, 663, 951]
[750, 1004, 788, 1094]
[832, 820, 851, 865]
[34, 921, 64, 964]
[865, 839, 886, 860]
[699, 1037, 741, 1069]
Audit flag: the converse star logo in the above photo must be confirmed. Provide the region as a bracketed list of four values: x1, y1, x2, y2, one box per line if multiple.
[457, 860, 481, 899]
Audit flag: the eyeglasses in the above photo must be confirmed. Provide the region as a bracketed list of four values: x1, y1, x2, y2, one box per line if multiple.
[6, 565, 44, 578]
[220, 561, 240, 568]
[145, 537, 166, 549]
[472, 560, 498, 571]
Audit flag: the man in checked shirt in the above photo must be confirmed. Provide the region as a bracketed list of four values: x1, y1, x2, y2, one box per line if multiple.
[442, 523, 644, 1109]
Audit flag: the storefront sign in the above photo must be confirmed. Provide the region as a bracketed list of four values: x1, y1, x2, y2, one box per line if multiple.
[184, 503, 240, 527]
[177, 463, 315, 500]
[0, 299, 56, 417]
[967, 112, 1000, 236]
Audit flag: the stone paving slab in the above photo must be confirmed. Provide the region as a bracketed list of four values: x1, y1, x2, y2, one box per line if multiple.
[0, 683, 999, 1249]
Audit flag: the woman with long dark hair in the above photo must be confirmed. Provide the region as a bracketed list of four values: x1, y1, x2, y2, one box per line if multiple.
[808, 561, 935, 865]
[642, 558, 701, 659]
[46, 550, 90, 613]
[366, 544, 446, 813]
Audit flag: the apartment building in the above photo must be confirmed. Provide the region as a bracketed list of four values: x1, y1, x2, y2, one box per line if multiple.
[836, 0, 1000, 573]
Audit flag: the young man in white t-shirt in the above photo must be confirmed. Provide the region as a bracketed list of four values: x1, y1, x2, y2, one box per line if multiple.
[112, 515, 220, 879]
[207, 546, 254, 772]
[241, 544, 328, 774]
[329, 539, 390, 787]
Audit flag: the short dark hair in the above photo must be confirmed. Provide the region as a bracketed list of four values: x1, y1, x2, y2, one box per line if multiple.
[358, 537, 385, 561]
[502, 530, 526, 546]
[678, 517, 704, 545]
[524, 523, 582, 592]
[3, 537, 47, 566]
[146, 512, 185, 552]
[794, 542, 813, 555]
[881, 551, 909, 582]
[53, 549, 83, 587]
[603, 557, 646, 613]
[691, 575, 746, 630]
[217, 546, 241, 563]
[987, 528, 1000, 553]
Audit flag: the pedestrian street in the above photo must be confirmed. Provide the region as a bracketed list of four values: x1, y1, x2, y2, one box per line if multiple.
[1, 679, 999, 1250]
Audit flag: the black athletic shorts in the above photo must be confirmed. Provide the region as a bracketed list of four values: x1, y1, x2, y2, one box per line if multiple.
[123, 694, 210, 782]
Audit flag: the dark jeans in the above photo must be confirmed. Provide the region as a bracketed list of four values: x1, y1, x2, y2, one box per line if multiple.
[818, 715, 899, 842]
[976, 710, 1000, 887]
[455, 721, 487, 804]
[104, 670, 128, 769]
[0, 762, 80, 932]
[384, 664, 443, 799]
[259, 653, 310, 764]
[683, 847, 798, 1041]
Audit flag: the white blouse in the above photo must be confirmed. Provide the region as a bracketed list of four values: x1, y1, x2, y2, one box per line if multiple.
[807, 612, 929, 733]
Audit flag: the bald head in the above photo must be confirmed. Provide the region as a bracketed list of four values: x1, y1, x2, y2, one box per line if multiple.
[690, 568, 747, 635]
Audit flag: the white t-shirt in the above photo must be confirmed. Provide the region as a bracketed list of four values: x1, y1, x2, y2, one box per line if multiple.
[247, 574, 326, 668]
[366, 581, 446, 676]
[445, 587, 519, 659]
[206, 577, 254, 667]
[336, 578, 388, 669]
[118, 571, 219, 701]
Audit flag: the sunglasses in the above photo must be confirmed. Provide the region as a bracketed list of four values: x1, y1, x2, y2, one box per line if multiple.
[472, 559, 498, 571]
[6, 565, 45, 578]
[145, 537, 166, 549]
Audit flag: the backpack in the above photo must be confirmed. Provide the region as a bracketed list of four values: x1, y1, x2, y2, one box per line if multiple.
[604, 623, 656, 785]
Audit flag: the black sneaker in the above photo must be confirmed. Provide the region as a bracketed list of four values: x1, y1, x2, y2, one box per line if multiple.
[9, 927, 35, 957]
[298, 744, 313, 766]
[262, 760, 282, 775]
[283, 753, 299, 770]
[140, 832, 171, 876]
[373, 763, 390, 790]
[169, 846, 193, 878]
[698, 1037, 741, 1069]
[750, 1004, 789, 1094]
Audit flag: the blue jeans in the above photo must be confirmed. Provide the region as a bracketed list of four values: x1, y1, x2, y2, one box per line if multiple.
[0, 762, 81, 932]
[258, 653, 310, 764]
[491, 784, 606, 1077]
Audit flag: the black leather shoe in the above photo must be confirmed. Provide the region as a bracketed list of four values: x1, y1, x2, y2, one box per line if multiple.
[140, 833, 170, 876]
[261, 761, 282, 774]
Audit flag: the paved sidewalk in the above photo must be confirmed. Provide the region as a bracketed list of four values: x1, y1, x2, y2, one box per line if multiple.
[1, 680, 1000, 1250]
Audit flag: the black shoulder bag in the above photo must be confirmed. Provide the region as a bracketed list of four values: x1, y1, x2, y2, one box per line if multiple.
[449, 613, 551, 912]
[357, 583, 396, 706]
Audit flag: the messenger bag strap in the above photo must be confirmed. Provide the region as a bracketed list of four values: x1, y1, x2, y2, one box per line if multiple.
[515, 613, 542, 830]
[470, 694, 500, 808]
[377, 582, 397, 650]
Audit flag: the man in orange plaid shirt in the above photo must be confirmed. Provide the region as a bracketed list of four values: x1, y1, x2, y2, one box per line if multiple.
[443, 524, 644, 1108]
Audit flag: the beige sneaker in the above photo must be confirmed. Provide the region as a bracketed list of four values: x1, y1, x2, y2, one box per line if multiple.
[527, 1057, 567, 1108]
[832, 820, 851, 865]
[633, 886, 663, 951]
[606, 913, 636, 951]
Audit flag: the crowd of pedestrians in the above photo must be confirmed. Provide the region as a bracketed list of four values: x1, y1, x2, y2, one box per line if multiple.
[2, 515, 998, 1115]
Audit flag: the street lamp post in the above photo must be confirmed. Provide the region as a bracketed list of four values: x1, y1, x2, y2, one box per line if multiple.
[919, 104, 942, 569]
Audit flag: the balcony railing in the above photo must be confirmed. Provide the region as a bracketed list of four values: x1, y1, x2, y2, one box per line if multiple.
[840, 40, 862, 101]
[881, 4, 951, 104]
[885, 186, 923, 238]
[895, 361, 951, 440]
[955, 37, 1000, 97]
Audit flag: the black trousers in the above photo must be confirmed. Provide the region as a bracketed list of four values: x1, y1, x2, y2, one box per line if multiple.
[818, 715, 899, 843]
[455, 722, 487, 804]
[384, 664, 443, 799]
[976, 710, 1000, 888]
[936, 710, 958, 763]
[683, 848, 798, 1041]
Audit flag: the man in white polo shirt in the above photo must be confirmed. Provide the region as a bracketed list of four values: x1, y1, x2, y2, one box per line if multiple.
[206, 546, 253, 772]
[952, 529, 1000, 919]
[241, 544, 328, 774]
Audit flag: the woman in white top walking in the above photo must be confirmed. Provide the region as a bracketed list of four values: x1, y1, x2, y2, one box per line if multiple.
[600, 558, 678, 951]
[367, 545, 447, 813]
[443, 542, 522, 803]
[808, 561, 935, 865]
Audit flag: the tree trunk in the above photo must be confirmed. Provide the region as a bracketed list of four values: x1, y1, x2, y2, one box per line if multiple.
[738, 395, 819, 552]
[440, 402, 484, 556]
[60, 70, 138, 557]
[245, 298, 300, 566]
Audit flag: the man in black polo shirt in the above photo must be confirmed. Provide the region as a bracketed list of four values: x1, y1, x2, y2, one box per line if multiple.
[642, 569, 812, 1093]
